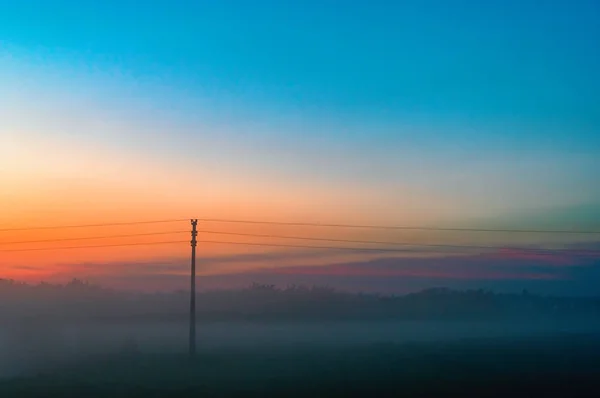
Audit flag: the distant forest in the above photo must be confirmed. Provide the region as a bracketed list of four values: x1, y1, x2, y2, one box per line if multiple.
[2, 279, 600, 323]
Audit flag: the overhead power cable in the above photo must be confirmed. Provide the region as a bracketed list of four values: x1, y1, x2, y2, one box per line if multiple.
[196, 230, 599, 254]
[196, 239, 444, 253]
[196, 218, 600, 235]
[0, 219, 189, 232]
[0, 231, 188, 245]
[0, 240, 186, 252]
[2, 237, 597, 256]
[193, 239, 562, 254]
[0, 239, 459, 254]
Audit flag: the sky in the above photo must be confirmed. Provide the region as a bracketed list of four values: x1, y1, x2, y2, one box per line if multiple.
[1, 0, 599, 294]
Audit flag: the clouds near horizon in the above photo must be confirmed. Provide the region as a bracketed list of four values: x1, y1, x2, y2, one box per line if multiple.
[5, 242, 599, 296]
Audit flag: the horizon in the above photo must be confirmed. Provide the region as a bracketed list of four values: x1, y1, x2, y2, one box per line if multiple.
[2, 277, 599, 299]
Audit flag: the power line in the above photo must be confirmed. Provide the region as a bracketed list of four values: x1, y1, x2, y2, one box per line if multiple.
[0, 231, 188, 246]
[196, 230, 597, 254]
[197, 239, 423, 252]
[2, 228, 596, 254]
[2, 217, 597, 234]
[0, 240, 186, 252]
[0, 219, 189, 232]
[195, 239, 480, 253]
[3, 236, 596, 256]
[196, 218, 600, 235]
[196, 239, 600, 255]
[0, 237, 490, 254]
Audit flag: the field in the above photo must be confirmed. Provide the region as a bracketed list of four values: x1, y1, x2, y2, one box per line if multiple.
[2, 331, 600, 397]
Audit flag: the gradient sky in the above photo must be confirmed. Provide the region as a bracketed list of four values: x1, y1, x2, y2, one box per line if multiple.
[1, 1, 599, 293]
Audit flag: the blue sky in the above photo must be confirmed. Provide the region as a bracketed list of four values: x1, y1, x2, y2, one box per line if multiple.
[3, 1, 599, 125]
[2, 0, 600, 218]
[3, 0, 599, 133]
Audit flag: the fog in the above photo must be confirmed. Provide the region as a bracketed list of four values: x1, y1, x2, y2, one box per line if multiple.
[3, 318, 600, 379]
[3, 281, 600, 384]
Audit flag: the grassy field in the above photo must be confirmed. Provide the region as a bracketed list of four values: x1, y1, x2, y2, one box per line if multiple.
[2, 332, 600, 397]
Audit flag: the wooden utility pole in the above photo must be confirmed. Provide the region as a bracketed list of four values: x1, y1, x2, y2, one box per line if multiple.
[189, 219, 198, 357]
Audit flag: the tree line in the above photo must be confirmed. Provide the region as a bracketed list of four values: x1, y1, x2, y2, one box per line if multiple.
[2, 279, 600, 323]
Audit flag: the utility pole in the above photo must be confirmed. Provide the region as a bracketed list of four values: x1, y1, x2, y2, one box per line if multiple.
[189, 219, 198, 358]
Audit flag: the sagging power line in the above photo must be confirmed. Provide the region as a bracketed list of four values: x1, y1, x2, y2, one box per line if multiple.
[0, 240, 187, 252]
[196, 218, 600, 235]
[0, 231, 188, 245]
[193, 230, 599, 255]
[0, 219, 189, 232]
[2, 229, 595, 255]
[0, 238, 487, 254]
[192, 239, 597, 254]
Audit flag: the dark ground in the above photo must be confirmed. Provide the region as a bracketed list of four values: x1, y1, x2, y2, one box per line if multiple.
[2, 333, 600, 397]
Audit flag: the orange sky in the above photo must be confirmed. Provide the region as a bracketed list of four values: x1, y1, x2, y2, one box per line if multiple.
[2, 53, 598, 290]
